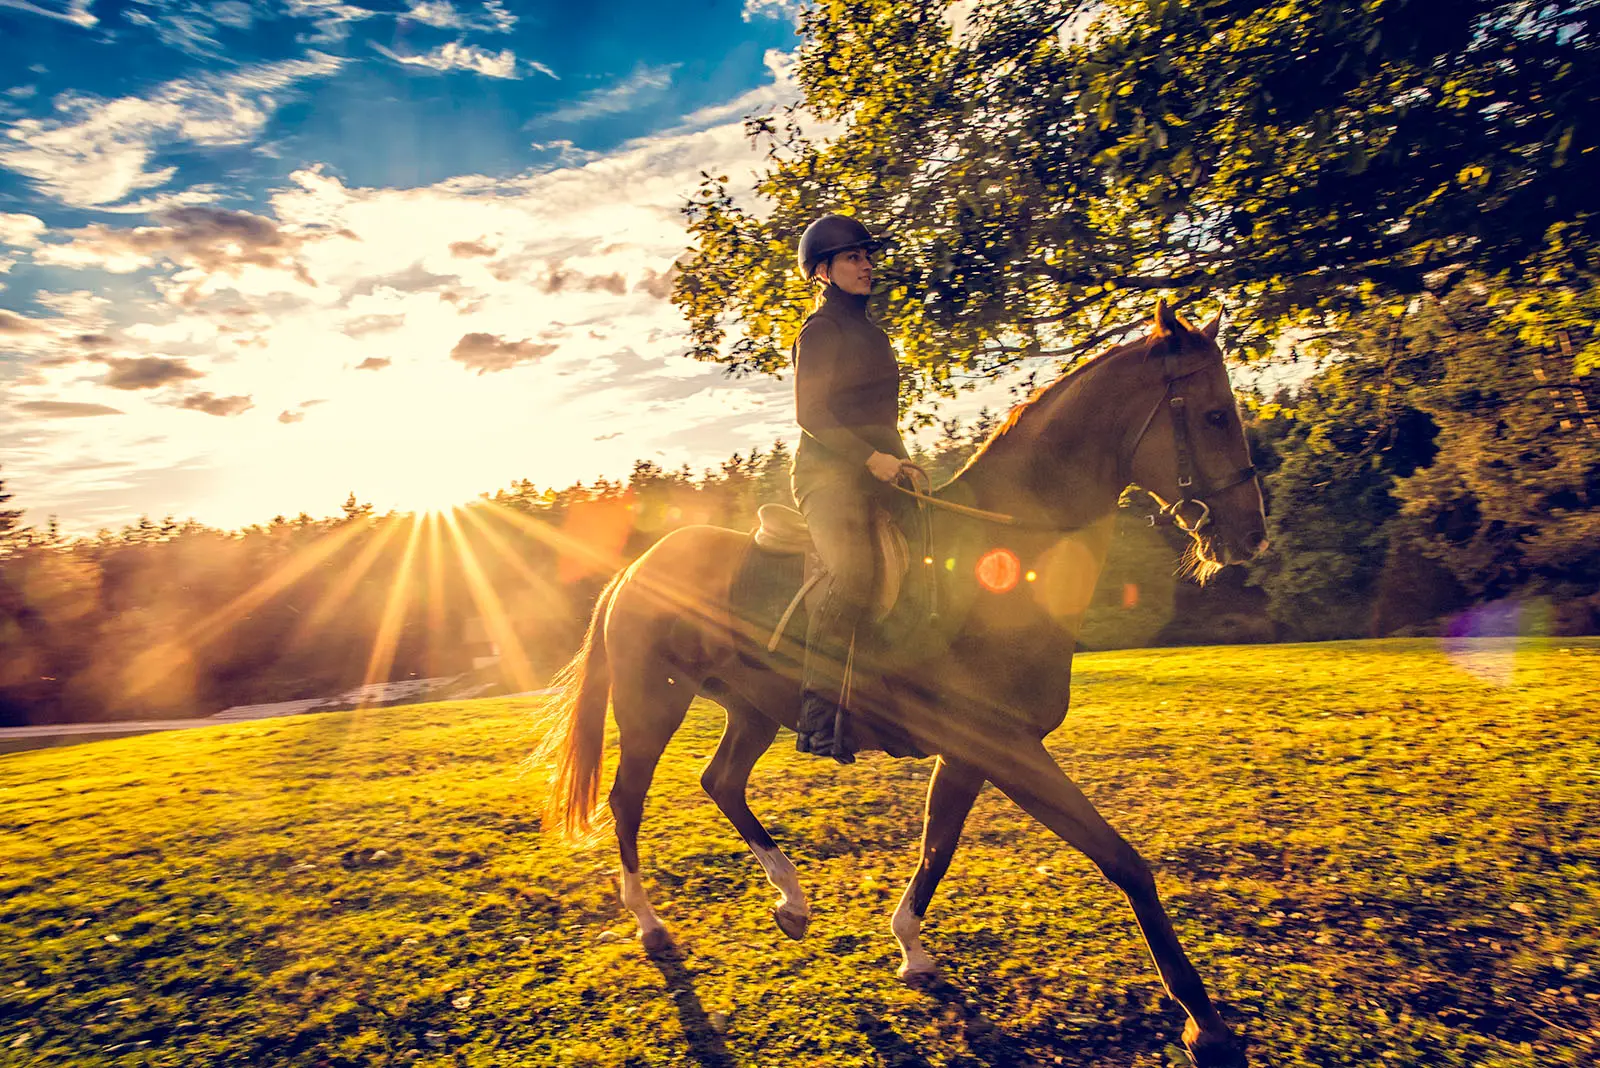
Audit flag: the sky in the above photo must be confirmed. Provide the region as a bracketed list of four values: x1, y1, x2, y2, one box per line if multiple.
[0, 0, 903, 532]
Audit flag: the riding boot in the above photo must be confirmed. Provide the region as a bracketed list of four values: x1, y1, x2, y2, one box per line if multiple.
[797, 586, 859, 764]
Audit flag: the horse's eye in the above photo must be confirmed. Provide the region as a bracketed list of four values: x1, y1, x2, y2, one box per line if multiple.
[1205, 410, 1229, 429]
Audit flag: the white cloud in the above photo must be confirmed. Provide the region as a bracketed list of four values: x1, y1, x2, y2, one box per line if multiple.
[0, 212, 47, 247]
[93, 185, 226, 214]
[0, 0, 96, 27]
[123, 0, 374, 56]
[371, 40, 538, 80]
[2, 53, 827, 530]
[652, 49, 802, 138]
[0, 288, 115, 364]
[0, 53, 344, 208]
[527, 139, 599, 167]
[541, 63, 677, 124]
[124, 6, 225, 57]
[402, 0, 515, 33]
[741, 0, 802, 22]
[283, 0, 379, 44]
[32, 208, 324, 299]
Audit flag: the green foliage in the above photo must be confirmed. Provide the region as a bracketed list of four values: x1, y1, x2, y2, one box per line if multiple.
[3, 639, 1599, 1066]
[675, 0, 1600, 397]
[1389, 294, 1600, 606]
[1248, 362, 1425, 639]
[1252, 286, 1600, 639]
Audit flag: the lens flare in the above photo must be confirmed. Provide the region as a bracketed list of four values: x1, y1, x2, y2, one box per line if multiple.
[1441, 598, 1550, 686]
[976, 548, 1021, 594]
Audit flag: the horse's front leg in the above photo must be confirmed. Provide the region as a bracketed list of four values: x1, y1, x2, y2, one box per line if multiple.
[985, 739, 1245, 1068]
[892, 755, 985, 984]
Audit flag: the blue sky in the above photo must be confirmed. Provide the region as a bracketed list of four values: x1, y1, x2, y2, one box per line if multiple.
[0, 0, 831, 530]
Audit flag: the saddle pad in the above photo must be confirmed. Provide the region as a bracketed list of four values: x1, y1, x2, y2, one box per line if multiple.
[727, 535, 807, 661]
[753, 503, 811, 554]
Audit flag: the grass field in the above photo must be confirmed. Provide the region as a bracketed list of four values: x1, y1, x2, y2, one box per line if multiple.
[3, 638, 1598, 1068]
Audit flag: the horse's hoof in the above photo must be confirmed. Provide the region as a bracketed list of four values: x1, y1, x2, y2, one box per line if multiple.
[1182, 1019, 1246, 1067]
[896, 963, 940, 988]
[774, 905, 809, 941]
[640, 928, 678, 958]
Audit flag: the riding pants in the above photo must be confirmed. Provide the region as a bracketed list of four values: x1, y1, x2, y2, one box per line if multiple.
[795, 472, 876, 739]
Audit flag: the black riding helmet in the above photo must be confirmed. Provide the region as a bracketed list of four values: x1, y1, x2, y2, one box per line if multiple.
[797, 214, 887, 279]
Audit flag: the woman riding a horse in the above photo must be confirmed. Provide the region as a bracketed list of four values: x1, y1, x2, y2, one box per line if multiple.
[790, 213, 918, 763]
[535, 223, 1267, 1064]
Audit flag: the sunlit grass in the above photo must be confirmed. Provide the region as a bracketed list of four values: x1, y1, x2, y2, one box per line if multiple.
[3, 638, 1597, 1067]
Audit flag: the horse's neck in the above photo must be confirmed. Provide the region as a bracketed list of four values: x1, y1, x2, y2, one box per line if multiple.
[945, 353, 1141, 533]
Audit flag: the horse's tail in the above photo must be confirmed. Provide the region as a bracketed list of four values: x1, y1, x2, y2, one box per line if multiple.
[534, 569, 625, 845]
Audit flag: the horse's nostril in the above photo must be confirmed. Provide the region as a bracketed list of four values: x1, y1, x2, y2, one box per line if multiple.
[1247, 530, 1269, 556]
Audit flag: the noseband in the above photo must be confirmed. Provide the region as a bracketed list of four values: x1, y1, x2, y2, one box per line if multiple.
[1125, 347, 1259, 535]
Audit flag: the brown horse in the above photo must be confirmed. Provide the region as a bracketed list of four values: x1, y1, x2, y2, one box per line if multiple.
[536, 299, 1267, 1067]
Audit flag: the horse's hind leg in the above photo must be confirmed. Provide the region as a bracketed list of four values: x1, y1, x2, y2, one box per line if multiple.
[892, 755, 985, 983]
[608, 655, 693, 957]
[700, 696, 810, 940]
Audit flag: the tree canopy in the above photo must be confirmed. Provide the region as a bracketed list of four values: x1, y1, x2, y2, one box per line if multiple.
[675, 0, 1600, 405]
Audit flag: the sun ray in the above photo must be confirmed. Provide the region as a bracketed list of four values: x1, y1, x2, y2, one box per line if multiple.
[291, 515, 406, 645]
[456, 502, 570, 608]
[440, 507, 540, 693]
[478, 498, 632, 579]
[480, 500, 744, 645]
[123, 519, 371, 701]
[425, 512, 448, 678]
[361, 513, 425, 702]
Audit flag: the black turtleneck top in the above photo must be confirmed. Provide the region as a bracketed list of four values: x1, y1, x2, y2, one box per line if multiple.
[792, 283, 908, 484]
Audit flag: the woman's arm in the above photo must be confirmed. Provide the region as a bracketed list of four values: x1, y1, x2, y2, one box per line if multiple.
[794, 317, 879, 466]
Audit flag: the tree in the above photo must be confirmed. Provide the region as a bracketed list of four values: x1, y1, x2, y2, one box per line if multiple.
[756, 438, 794, 506]
[1247, 353, 1441, 639]
[0, 469, 21, 538]
[1388, 290, 1600, 608]
[675, 0, 1600, 398]
[340, 492, 374, 524]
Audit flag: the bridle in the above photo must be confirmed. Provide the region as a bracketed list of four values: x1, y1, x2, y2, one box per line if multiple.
[889, 340, 1258, 535]
[1124, 346, 1260, 535]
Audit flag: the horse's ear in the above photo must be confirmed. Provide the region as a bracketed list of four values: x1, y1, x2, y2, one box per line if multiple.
[1153, 297, 1184, 338]
[1199, 308, 1222, 341]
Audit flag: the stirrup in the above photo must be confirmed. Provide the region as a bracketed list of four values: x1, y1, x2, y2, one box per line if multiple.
[796, 691, 856, 764]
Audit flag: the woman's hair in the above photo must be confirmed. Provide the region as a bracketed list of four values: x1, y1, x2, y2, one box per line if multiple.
[811, 259, 831, 310]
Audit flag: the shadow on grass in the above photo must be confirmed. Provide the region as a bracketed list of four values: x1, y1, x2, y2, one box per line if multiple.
[649, 951, 736, 1068]
[890, 977, 1049, 1068]
[854, 1007, 935, 1067]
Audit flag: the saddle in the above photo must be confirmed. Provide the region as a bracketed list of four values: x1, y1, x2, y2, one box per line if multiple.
[753, 502, 910, 651]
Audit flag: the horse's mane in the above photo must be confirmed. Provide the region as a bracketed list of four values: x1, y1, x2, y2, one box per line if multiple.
[948, 332, 1152, 481]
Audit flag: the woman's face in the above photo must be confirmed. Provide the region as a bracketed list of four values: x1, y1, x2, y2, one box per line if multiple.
[818, 247, 873, 296]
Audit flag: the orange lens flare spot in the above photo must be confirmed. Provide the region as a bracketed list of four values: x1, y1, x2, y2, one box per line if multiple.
[976, 548, 1021, 594]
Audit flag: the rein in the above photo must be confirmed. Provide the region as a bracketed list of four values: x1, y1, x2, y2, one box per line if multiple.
[887, 478, 1059, 528]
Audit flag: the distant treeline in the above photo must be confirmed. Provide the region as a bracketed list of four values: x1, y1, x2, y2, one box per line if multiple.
[0, 426, 1246, 727]
[1, 292, 1595, 726]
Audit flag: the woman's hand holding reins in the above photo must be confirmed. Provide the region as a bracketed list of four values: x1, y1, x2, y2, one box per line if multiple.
[866, 451, 908, 483]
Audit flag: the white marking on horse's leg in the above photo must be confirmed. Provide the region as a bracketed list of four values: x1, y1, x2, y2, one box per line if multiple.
[753, 844, 809, 916]
[619, 867, 671, 951]
[892, 884, 937, 981]
[754, 843, 810, 939]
